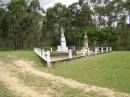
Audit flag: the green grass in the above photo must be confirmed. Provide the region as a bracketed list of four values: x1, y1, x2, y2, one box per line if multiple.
[0, 51, 106, 97]
[0, 82, 20, 97]
[0, 51, 41, 65]
[0, 51, 130, 94]
[36, 51, 130, 93]
[0, 51, 37, 60]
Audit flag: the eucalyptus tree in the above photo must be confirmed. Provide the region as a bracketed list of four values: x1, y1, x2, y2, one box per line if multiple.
[116, 0, 130, 50]
[125, 0, 130, 49]
[6, 0, 29, 49]
[3, 0, 43, 50]
[42, 3, 69, 47]
[67, 0, 92, 47]
[25, 0, 43, 48]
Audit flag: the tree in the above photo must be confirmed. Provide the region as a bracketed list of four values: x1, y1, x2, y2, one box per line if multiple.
[41, 3, 69, 47]
[0, 0, 130, 50]
[0, 0, 43, 50]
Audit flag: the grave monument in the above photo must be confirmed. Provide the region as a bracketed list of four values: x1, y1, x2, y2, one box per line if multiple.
[84, 32, 88, 49]
[82, 32, 91, 55]
[57, 27, 68, 53]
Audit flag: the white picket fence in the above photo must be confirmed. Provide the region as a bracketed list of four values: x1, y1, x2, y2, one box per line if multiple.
[82, 47, 112, 56]
[34, 48, 51, 67]
[34, 47, 112, 67]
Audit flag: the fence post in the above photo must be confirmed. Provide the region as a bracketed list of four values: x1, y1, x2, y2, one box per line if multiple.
[106, 47, 109, 52]
[97, 47, 99, 53]
[95, 47, 97, 54]
[46, 50, 51, 67]
[110, 47, 112, 52]
[101, 47, 104, 53]
[69, 49, 72, 58]
[50, 47, 53, 53]
[87, 48, 90, 56]
[83, 48, 86, 56]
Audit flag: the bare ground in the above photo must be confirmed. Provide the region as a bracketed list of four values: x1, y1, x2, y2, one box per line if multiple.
[0, 62, 50, 97]
[12, 60, 130, 97]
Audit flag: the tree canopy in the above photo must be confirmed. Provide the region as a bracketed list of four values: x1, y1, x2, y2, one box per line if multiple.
[0, 0, 130, 50]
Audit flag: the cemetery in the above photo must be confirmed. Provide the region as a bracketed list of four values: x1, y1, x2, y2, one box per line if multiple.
[34, 27, 112, 67]
[0, 0, 130, 97]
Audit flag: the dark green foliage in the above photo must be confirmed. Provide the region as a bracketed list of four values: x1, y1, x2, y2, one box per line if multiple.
[0, 0, 42, 50]
[0, 0, 130, 50]
[87, 27, 118, 48]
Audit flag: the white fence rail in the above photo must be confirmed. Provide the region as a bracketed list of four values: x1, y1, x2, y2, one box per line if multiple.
[34, 47, 112, 67]
[34, 48, 51, 67]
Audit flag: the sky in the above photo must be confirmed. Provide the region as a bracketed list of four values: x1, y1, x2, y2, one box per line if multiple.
[2, 0, 78, 9]
[40, 0, 78, 9]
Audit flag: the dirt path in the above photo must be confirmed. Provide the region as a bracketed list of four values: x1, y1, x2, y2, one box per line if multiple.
[13, 60, 130, 97]
[0, 62, 50, 97]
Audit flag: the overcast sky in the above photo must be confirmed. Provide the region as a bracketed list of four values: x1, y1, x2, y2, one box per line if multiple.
[40, 0, 78, 9]
[2, 0, 78, 9]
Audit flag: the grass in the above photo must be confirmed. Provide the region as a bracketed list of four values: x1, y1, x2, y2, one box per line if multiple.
[36, 51, 130, 93]
[0, 51, 130, 94]
[0, 51, 41, 65]
[17, 72, 103, 97]
[0, 82, 20, 97]
[0, 51, 106, 97]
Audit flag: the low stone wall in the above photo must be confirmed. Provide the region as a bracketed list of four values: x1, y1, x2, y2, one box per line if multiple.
[51, 55, 84, 65]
